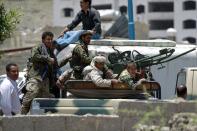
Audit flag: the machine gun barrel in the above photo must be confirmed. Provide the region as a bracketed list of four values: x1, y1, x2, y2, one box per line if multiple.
[159, 47, 196, 64]
[134, 48, 175, 63]
[133, 48, 175, 68]
[134, 47, 196, 68]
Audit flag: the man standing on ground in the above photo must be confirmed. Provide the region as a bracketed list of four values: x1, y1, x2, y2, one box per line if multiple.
[0, 63, 21, 116]
[60, 0, 102, 39]
[21, 31, 55, 114]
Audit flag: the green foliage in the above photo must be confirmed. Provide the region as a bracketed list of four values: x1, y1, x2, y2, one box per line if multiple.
[128, 105, 168, 130]
[0, 2, 21, 42]
[136, 106, 166, 126]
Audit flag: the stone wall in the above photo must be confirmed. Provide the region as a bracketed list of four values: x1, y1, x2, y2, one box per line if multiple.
[0, 0, 61, 75]
[3, 0, 53, 32]
[0, 51, 30, 75]
[1, 0, 55, 50]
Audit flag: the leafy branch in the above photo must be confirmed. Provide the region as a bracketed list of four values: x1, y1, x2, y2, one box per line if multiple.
[0, 3, 21, 42]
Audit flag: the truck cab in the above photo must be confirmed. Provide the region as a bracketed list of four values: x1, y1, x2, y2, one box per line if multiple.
[176, 67, 197, 100]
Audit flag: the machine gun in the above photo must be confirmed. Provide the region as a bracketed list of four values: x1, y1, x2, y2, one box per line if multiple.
[108, 46, 196, 75]
[132, 48, 175, 69]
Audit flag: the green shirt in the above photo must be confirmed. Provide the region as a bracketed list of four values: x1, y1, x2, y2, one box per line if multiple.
[70, 42, 92, 79]
[119, 69, 138, 89]
[27, 44, 53, 81]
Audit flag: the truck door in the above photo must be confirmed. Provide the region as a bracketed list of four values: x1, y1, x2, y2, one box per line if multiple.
[190, 69, 197, 99]
[176, 68, 197, 100]
[176, 70, 186, 91]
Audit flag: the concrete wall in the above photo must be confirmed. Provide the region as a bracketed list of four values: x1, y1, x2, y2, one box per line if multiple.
[0, 115, 122, 131]
[117, 100, 197, 130]
[1, 100, 197, 131]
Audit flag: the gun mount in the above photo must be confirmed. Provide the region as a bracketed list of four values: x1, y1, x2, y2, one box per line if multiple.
[108, 46, 196, 74]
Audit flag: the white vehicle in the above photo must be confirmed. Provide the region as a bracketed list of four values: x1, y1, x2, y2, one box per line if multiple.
[57, 39, 197, 99]
[176, 67, 197, 100]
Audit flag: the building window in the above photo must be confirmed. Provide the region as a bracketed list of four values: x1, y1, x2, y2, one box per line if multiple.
[92, 4, 112, 10]
[183, 37, 196, 44]
[63, 8, 74, 17]
[137, 5, 145, 14]
[183, 19, 196, 29]
[149, 20, 174, 30]
[149, 2, 174, 12]
[183, 1, 196, 10]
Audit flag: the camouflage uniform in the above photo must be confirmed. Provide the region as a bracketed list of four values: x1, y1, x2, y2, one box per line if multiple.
[21, 44, 54, 114]
[118, 69, 140, 89]
[69, 40, 92, 79]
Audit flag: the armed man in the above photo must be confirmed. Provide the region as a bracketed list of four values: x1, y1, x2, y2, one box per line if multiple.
[119, 62, 144, 89]
[118, 62, 152, 98]
[56, 31, 93, 87]
[84, 55, 121, 87]
[21, 31, 56, 114]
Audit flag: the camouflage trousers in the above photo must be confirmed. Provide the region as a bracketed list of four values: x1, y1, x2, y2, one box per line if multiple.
[21, 78, 53, 114]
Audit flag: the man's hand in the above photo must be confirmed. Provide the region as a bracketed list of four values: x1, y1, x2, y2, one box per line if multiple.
[56, 77, 64, 89]
[137, 78, 147, 85]
[111, 79, 122, 87]
[91, 29, 96, 34]
[134, 78, 147, 90]
[49, 58, 55, 65]
[59, 27, 69, 38]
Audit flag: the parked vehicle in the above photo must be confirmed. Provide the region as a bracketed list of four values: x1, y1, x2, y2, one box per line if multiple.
[176, 67, 197, 100]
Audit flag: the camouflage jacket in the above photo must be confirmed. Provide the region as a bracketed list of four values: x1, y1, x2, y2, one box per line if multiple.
[118, 69, 140, 89]
[27, 44, 54, 81]
[70, 41, 92, 79]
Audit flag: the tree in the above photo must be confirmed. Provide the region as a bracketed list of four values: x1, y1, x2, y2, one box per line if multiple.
[0, 2, 21, 43]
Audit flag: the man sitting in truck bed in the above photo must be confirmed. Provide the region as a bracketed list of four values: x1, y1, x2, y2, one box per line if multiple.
[118, 62, 146, 89]
[118, 62, 153, 98]
[83, 56, 121, 87]
[56, 31, 93, 89]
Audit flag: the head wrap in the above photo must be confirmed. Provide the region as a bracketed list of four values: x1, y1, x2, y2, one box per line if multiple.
[92, 56, 106, 65]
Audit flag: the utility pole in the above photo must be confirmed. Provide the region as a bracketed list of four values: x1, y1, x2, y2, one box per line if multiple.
[128, 0, 135, 40]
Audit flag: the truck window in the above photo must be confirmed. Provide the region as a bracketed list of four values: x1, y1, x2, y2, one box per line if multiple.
[176, 71, 186, 87]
